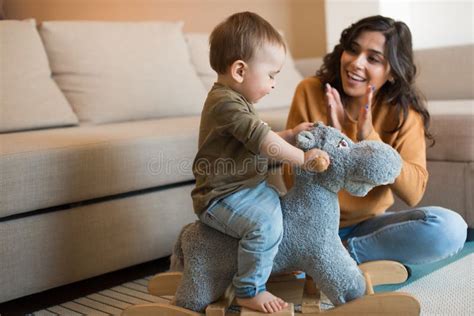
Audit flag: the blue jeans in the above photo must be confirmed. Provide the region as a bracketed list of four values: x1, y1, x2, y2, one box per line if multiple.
[198, 181, 283, 298]
[339, 206, 468, 265]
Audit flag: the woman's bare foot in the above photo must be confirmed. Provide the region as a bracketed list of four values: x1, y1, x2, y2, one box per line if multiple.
[236, 291, 288, 313]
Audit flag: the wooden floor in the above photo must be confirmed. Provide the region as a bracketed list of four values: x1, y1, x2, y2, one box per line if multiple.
[0, 257, 170, 316]
[27, 276, 309, 315]
[3, 260, 426, 316]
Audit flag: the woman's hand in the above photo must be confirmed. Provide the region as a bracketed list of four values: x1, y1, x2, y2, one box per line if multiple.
[356, 84, 374, 141]
[325, 82, 375, 141]
[325, 83, 344, 130]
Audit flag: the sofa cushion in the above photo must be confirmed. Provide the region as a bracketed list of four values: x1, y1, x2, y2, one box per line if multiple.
[426, 99, 474, 162]
[186, 33, 213, 78]
[294, 57, 324, 78]
[0, 109, 287, 219]
[40, 21, 207, 124]
[259, 107, 290, 132]
[185, 32, 303, 110]
[0, 20, 78, 133]
[415, 44, 474, 100]
[0, 117, 199, 218]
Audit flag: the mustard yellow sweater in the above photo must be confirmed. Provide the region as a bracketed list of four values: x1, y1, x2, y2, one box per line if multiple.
[285, 77, 428, 227]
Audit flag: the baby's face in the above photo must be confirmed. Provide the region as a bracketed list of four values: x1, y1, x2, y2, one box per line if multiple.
[240, 43, 286, 104]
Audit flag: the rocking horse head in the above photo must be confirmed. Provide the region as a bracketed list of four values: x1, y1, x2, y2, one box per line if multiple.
[295, 122, 402, 196]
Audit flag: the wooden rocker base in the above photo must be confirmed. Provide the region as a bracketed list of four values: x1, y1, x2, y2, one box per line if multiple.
[122, 303, 201, 316]
[122, 260, 420, 316]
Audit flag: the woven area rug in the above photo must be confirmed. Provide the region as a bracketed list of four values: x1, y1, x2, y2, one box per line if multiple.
[33, 242, 473, 315]
[395, 253, 473, 316]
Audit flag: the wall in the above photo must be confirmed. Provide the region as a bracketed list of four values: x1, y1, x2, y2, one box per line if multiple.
[3, 0, 327, 58]
[325, 0, 474, 52]
[325, 0, 380, 52]
[379, 0, 474, 49]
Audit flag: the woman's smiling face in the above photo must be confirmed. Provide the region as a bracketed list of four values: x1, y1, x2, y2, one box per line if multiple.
[340, 31, 392, 103]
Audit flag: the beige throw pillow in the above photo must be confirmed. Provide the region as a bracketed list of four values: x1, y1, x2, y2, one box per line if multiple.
[0, 20, 78, 133]
[40, 21, 207, 124]
[185, 32, 303, 110]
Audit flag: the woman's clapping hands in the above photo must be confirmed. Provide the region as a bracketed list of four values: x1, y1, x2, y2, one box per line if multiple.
[325, 83, 375, 141]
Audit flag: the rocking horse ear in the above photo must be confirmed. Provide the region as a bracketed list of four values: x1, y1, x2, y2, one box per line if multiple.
[296, 130, 316, 150]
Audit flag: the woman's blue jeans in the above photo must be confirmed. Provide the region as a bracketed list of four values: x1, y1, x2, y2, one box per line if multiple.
[339, 206, 468, 265]
[198, 181, 282, 298]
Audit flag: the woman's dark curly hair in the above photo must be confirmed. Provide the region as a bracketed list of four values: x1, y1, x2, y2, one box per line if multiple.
[317, 15, 433, 144]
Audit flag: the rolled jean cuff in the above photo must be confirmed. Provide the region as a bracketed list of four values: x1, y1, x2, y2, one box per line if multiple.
[235, 284, 266, 298]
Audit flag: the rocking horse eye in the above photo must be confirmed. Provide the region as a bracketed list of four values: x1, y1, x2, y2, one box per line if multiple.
[337, 139, 349, 148]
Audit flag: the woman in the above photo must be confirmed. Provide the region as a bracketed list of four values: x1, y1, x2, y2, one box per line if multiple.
[285, 15, 467, 265]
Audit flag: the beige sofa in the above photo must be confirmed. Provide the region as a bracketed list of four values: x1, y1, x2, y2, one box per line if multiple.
[0, 19, 472, 303]
[0, 19, 301, 303]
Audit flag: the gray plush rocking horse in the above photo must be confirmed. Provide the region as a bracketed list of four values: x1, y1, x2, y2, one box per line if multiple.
[123, 122, 421, 316]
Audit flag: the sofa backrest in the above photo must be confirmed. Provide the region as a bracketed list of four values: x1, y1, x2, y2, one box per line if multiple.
[415, 44, 474, 100]
[39, 21, 208, 124]
[0, 20, 304, 134]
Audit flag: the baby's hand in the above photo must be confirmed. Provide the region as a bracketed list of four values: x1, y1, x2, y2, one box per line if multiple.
[292, 122, 314, 138]
[303, 149, 330, 172]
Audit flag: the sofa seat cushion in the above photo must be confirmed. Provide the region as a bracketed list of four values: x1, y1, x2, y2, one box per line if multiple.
[0, 109, 288, 219]
[427, 100, 474, 162]
[39, 21, 207, 124]
[0, 116, 200, 218]
[0, 19, 78, 133]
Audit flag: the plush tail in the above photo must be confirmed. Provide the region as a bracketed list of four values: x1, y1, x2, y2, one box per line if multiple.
[169, 223, 193, 271]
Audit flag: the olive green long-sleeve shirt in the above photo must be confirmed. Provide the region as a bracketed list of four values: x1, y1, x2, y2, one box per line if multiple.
[191, 83, 271, 214]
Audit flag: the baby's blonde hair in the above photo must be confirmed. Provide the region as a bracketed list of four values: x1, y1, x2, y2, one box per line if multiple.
[209, 11, 286, 74]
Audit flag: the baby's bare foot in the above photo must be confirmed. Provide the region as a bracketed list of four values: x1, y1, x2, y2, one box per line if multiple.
[236, 291, 288, 313]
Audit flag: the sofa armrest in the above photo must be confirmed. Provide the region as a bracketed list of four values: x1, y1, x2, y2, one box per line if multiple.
[294, 57, 324, 78]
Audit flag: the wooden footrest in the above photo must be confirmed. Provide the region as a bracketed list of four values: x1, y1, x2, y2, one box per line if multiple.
[241, 303, 294, 316]
[148, 272, 183, 297]
[359, 260, 408, 286]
